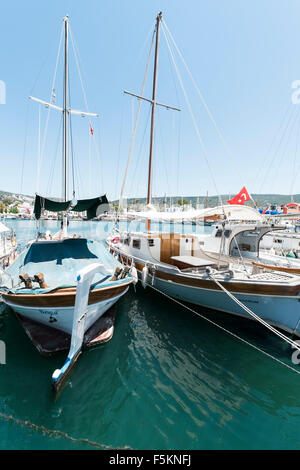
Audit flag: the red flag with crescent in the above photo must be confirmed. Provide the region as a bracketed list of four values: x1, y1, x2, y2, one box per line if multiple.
[227, 186, 251, 205]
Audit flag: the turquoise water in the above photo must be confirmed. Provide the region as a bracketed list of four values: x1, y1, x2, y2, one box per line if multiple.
[1, 220, 300, 450]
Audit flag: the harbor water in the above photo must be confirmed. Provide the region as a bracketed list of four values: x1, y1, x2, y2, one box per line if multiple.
[0, 220, 300, 450]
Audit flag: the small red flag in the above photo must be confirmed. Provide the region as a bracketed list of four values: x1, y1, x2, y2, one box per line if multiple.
[227, 186, 251, 205]
[90, 125, 94, 135]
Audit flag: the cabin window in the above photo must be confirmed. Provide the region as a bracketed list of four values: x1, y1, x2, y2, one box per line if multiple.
[132, 239, 141, 249]
[224, 230, 232, 238]
[274, 239, 283, 244]
[215, 229, 223, 237]
[124, 237, 130, 246]
[241, 243, 251, 251]
[148, 239, 155, 247]
[198, 241, 204, 246]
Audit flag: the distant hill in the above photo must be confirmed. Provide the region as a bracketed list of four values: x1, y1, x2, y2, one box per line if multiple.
[114, 194, 300, 209]
[0, 190, 298, 209]
[0, 190, 33, 200]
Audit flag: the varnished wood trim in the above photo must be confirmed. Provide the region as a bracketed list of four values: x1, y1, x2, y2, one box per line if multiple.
[2, 281, 131, 308]
[109, 246, 300, 296]
[252, 261, 300, 275]
[131, 260, 300, 297]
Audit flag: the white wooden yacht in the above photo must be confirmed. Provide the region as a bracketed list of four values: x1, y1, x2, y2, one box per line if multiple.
[107, 12, 300, 338]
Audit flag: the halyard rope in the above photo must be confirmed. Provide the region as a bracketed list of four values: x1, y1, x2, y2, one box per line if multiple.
[118, 30, 155, 216]
[161, 23, 224, 210]
[162, 19, 245, 185]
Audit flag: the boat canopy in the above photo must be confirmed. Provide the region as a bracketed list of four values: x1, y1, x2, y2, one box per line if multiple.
[34, 194, 110, 220]
[2, 238, 120, 292]
[127, 205, 263, 222]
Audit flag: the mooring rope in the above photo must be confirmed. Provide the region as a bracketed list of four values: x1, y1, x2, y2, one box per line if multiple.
[0, 411, 131, 450]
[208, 272, 300, 351]
[143, 281, 300, 376]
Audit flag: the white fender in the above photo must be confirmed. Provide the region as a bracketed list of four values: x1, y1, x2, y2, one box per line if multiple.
[151, 266, 156, 286]
[141, 265, 148, 289]
[130, 265, 138, 285]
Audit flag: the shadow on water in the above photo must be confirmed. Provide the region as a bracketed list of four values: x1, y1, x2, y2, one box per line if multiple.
[1, 221, 300, 449]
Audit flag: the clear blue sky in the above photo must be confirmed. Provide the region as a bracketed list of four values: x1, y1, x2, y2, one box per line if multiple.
[1, 0, 300, 201]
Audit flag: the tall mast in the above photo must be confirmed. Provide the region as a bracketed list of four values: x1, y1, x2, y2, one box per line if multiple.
[123, 12, 180, 230]
[146, 12, 162, 230]
[62, 15, 69, 202]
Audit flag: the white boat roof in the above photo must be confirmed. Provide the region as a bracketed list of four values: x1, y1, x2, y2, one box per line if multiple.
[128, 205, 263, 222]
[171, 255, 216, 267]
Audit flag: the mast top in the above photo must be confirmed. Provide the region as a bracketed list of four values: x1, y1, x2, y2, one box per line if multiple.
[63, 14, 69, 23]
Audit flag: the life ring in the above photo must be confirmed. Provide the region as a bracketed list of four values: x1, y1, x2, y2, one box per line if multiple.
[112, 236, 120, 244]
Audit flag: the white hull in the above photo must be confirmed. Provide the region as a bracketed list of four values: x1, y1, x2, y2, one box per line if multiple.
[150, 274, 300, 337]
[4, 288, 129, 335]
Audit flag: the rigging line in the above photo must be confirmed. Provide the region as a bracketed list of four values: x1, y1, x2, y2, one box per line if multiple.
[115, 99, 125, 201]
[70, 22, 103, 196]
[156, 109, 171, 196]
[35, 104, 41, 193]
[176, 111, 182, 197]
[20, 103, 30, 195]
[137, 21, 156, 62]
[69, 25, 103, 196]
[208, 273, 300, 351]
[46, 114, 63, 196]
[253, 102, 293, 192]
[163, 28, 182, 197]
[73, 152, 81, 200]
[89, 126, 92, 197]
[128, 106, 152, 199]
[67, 79, 76, 198]
[258, 104, 298, 193]
[74, 138, 84, 200]
[291, 164, 300, 202]
[162, 19, 245, 185]
[21, 30, 59, 195]
[272, 106, 300, 185]
[39, 23, 64, 184]
[91, 120, 104, 195]
[161, 24, 223, 207]
[69, 25, 93, 125]
[289, 109, 300, 198]
[69, 112, 76, 197]
[145, 281, 300, 377]
[90, 118, 103, 196]
[118, 29, 155, 211]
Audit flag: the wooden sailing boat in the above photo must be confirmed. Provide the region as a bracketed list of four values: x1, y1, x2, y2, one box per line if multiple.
[107, 12, 300, 338]
[0, 16, 132, 390]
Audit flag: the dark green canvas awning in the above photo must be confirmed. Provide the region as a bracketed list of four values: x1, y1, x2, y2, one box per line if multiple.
[34, 194, 110, 220]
